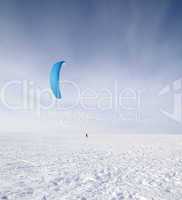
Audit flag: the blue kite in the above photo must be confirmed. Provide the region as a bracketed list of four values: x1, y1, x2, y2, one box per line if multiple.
[50, 61, 65, 99]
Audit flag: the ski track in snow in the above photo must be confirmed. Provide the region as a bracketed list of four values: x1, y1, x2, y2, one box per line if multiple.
[0, 135, 182, 200]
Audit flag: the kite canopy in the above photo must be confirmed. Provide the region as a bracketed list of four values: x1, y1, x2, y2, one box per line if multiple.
[50, 61, 65, 99]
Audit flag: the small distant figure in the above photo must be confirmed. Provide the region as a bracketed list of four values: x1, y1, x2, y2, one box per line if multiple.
[86, 133, 88, 138]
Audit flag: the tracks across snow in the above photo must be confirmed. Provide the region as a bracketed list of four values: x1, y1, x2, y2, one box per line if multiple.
[0, 135, 182, 200]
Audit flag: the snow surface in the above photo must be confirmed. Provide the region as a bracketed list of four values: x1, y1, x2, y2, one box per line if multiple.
[0, 134, 182, 200]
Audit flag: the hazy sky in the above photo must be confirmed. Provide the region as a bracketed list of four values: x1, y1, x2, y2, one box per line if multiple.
[0, 0, 182, 134]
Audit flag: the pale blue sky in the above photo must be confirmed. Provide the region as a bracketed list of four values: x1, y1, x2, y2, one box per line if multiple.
[0, 0, 182, 134]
